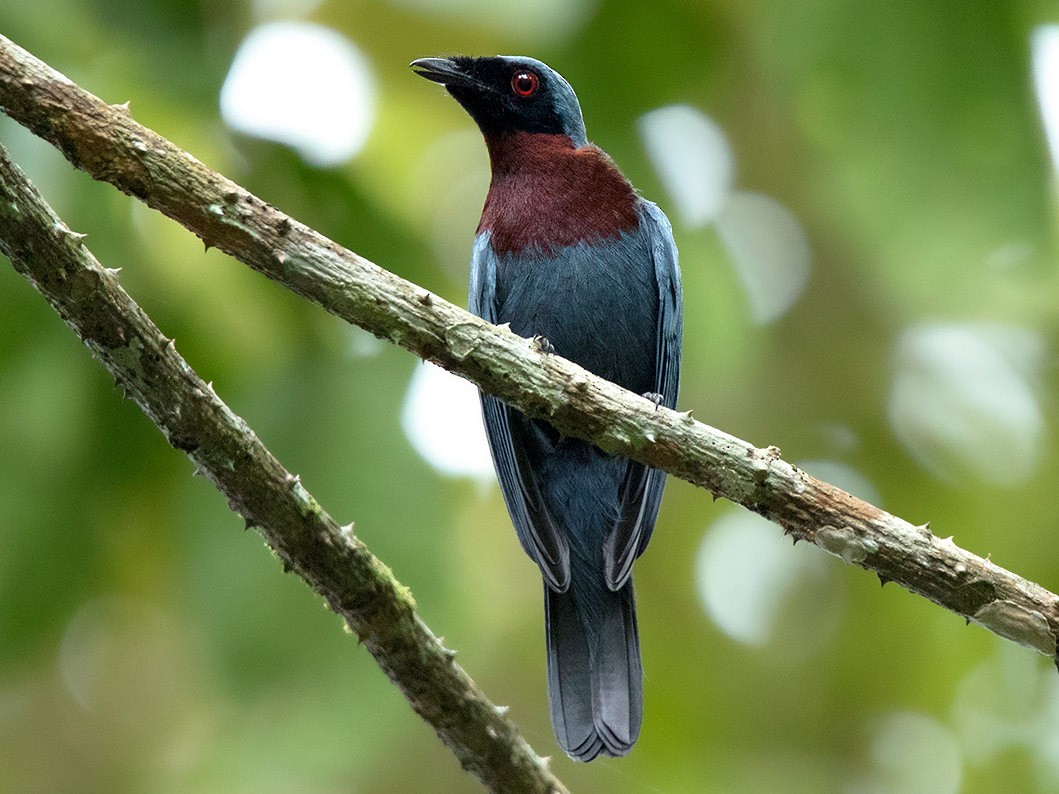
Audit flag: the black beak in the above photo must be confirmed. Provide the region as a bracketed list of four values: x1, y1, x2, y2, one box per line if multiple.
[410, 57, 487, 92]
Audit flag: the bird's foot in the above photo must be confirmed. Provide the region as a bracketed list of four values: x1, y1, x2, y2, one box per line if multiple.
[642, 392, 664, 409]
[532, 335, 556, 355]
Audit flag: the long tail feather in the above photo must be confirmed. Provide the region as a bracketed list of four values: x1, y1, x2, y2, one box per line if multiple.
[545, 583, 642, 761]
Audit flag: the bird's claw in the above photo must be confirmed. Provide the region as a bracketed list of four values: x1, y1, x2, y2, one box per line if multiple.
[642, 392, 664, 409]
[533, 335, 556, 355]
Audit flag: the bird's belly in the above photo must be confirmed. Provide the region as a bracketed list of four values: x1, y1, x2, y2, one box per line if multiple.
[493, 237, 658, 394]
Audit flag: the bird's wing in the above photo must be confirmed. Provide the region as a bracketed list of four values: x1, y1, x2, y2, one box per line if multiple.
[470, 234, 571, 592]
[604, 201, 683, 590]
[644, 201, 684, 414]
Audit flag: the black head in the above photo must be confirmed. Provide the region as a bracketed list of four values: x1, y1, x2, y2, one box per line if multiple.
[410, 55, 588, 146]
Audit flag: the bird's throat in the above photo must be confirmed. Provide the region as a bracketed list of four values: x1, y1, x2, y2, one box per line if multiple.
[479, 132, 640, 256]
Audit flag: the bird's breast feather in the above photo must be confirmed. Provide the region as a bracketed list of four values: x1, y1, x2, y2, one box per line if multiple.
[479, 136, 640, 256]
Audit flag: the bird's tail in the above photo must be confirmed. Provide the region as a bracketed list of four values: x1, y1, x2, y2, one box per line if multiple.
[544, 582, 642, 761]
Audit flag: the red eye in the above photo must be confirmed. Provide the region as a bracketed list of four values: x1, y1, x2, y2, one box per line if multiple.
[511, 70, 539, 97]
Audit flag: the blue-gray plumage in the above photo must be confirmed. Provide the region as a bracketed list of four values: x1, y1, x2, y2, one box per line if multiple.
[411, 54, 682, 761]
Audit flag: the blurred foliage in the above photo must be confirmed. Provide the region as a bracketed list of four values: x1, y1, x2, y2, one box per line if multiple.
[3, 1, 1059, 792]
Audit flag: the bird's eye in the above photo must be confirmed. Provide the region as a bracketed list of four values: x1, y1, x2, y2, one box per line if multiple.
[511, 70, 539, 98]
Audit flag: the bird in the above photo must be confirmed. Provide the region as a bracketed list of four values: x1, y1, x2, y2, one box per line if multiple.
[411, 55, 682, 761]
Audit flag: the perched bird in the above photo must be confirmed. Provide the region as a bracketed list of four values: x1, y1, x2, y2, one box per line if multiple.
[411, 55, 682, 761]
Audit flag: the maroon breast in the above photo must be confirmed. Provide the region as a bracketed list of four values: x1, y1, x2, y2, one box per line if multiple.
[478, 132, 641, 257]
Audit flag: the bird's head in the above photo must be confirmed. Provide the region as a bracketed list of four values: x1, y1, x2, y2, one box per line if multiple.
[410, 55, 588, 147]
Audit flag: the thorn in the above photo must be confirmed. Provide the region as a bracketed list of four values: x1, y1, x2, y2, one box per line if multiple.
[192, 466, 204, 477]
[165, 338, 176, 350]
[877, 573, 890, 587]
[678, 409, 694, 420]
[53, 222, 87, 241]
[494, 704, 509, 716]
[104, 267, 122, 277]
[791, 535, 800, 545]
[277, 217, 291, 236]
[244, 517, 254, 531]
[113, 100, 131, 112]
[203, 240, 212, 252]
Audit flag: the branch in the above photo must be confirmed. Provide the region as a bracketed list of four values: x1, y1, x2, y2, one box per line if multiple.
[0, 146, 566, 792]
[0, 26, 1055, 724]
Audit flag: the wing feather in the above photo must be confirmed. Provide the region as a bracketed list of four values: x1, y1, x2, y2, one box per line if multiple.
[471, 234, 571, 591]
[604, 202, 683, 590]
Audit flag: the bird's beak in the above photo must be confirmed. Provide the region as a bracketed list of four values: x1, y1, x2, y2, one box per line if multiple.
[409, 57, 486, 91]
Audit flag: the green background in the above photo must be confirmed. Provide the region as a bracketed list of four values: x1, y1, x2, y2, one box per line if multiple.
[2, 1, 1059, 791]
